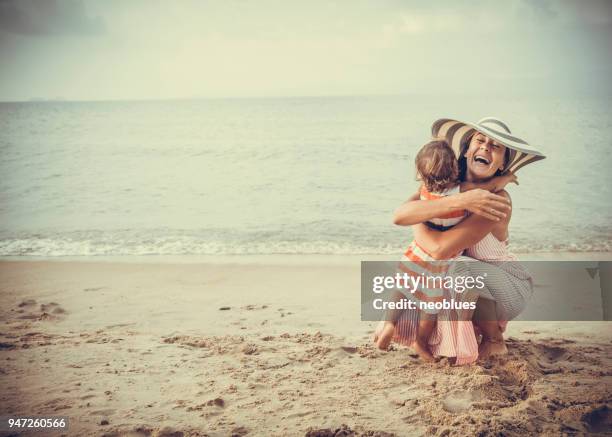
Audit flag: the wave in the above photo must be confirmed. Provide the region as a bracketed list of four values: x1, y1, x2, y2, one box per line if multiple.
[0, 230, 610, 256]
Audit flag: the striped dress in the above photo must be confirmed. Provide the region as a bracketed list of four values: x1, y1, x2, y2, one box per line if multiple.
[398, 185, 467, 314]
[380, 233, 533, 365]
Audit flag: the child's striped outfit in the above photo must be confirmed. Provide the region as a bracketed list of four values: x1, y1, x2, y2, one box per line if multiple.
[418, 185, 465, 229]
[397, 185, 467, 314]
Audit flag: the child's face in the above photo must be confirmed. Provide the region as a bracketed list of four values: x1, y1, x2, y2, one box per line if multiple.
[464, 133, 506, 180]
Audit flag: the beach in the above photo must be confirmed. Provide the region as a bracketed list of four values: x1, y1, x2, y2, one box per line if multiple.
[2, 1, 612, 435]
[1, 254, 611, 436]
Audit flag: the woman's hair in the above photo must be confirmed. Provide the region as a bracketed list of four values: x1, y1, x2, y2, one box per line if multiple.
[415, 138, 459, 193]
[457, 133, 511, 181]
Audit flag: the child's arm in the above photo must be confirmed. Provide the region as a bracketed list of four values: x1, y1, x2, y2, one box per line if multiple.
[393, 184, 510, 225]
[460, 172, 518, 193]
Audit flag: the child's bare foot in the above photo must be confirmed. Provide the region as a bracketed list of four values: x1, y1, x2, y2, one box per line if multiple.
[478, 337, 508, 360]
[412, 339, 435, 362]
[375, 322, 395, 350]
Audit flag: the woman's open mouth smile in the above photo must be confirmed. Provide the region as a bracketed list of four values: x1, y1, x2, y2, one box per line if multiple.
[473, 154, 491, 168]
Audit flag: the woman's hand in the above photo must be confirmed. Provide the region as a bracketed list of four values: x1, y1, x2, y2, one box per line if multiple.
[459, 189, 511, 221]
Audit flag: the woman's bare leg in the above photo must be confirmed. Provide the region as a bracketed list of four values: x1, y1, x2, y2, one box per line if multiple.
[457, 289, 479, 321]
[472, 297, 507, 358]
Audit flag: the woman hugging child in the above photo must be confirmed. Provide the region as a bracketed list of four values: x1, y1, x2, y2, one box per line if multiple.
[375, 138, 517, 361]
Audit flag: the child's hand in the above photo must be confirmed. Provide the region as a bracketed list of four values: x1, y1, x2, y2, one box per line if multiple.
[496, 172, 518, 190]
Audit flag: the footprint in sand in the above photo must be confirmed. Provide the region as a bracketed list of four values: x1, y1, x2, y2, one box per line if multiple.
[17, 313, 40, 320]
[537, 344, 569, 363]
[243, 304, 268, 310]
[40, 302, 66, 314]
[83, 287, 107, 292]
[120, 426, 155, 437]
[306, 322, 324, 328]
[582, 405, 611, 433]
[16, 301, 67, 321]
[105, 323, 135, 329]
[305, 425, 393, 437]
[442, 390, 483, 413]
[90, 408, 116, 416]
[231, 426, 249, 437]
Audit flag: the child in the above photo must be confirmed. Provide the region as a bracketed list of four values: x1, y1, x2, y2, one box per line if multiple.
[376, 139, 517, 361]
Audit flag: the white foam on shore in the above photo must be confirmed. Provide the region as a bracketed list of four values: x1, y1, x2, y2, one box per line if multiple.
[1, 234, 610, 258]
[1, 251, 611, 265]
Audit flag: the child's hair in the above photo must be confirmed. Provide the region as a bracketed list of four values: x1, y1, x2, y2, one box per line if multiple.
[415, 138, 459, 193]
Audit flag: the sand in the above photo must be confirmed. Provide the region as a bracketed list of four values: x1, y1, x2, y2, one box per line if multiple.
[0, 256, 611, 436]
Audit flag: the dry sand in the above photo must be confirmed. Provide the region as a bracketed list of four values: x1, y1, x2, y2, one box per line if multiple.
[0, 256, 611, 436]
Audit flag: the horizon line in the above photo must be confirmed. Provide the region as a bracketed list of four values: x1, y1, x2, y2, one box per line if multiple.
[1, 91, 610, 104]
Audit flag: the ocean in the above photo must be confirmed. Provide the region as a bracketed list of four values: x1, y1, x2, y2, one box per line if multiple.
[1, 95, 611, 257]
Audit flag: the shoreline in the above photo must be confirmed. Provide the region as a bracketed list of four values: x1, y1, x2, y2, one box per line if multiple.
[1, 251, 611, 265]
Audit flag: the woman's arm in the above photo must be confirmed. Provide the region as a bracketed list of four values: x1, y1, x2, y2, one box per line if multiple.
[413, 191, 512, 260]
[393, 188, 511, 226]
[393, 190, 457, 225]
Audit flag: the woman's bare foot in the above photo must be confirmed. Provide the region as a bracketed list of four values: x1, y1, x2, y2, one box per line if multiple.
[478, 337, 508, 360]
[411, 339, 435, 362]
[375, 322, 395, 350]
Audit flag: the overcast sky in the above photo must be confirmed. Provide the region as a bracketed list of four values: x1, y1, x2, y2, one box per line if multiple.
[0, 0, 610, 101]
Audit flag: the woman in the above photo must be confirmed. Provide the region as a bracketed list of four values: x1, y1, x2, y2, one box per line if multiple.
[376, 117, 546, 363]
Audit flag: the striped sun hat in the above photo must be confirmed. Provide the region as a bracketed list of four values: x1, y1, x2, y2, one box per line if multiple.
[431, 117, 546, 173]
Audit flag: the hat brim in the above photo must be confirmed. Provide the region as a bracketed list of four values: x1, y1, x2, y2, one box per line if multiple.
[432, 118, 546, 173]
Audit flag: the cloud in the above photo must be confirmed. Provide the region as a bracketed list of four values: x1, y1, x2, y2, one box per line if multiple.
[0, 0, 610, 100]
[523, 0, 558, 21]
[0, 0, 105, 36]
[521, 0, 612, 25]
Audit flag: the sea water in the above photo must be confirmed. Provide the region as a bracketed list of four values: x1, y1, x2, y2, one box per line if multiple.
[1, 95, 611, 257]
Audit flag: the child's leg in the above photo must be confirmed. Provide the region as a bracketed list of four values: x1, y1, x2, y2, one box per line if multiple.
[412, 311, 436, 362]
[375, 290, 407, 350]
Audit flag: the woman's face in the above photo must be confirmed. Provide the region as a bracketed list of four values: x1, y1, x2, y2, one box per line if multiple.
[464, 132, 507, 181]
